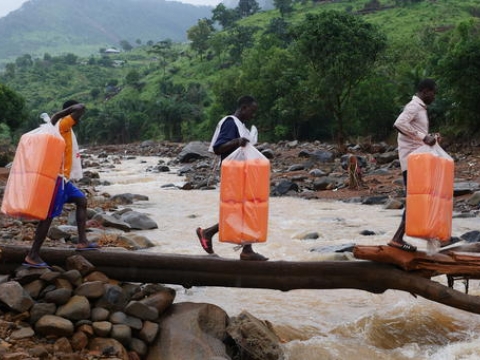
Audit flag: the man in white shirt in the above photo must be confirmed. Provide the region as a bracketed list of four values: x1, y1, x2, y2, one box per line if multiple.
[388, 79, 437, 252]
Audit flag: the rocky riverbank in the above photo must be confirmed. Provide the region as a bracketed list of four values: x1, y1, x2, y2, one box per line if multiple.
[0, 139, 480, 359]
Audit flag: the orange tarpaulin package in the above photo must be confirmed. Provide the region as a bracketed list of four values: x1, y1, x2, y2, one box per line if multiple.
[405, 143, 454, 242]
[219, 144, 270, 244]
[1, 115, 65, 220]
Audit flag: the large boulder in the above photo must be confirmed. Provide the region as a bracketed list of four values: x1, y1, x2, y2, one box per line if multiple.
[147, 302, 230, 360]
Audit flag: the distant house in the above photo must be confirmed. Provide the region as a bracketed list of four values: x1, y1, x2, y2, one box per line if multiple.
[104, 48, 120, 54]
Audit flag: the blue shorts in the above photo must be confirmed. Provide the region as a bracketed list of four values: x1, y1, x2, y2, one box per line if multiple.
[48, 177, 85, 218]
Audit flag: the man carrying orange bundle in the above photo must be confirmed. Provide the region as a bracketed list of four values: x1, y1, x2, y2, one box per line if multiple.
[387, 79, 438, 252]
[23, 100, 99, 268]
[196, 95, 268, 261]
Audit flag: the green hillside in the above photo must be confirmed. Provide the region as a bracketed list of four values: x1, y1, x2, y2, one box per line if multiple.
[1, 0, 480, 146]
[0, 0, 212, 66]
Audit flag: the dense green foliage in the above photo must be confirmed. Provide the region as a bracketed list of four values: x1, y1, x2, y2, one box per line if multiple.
[1, 0, 480, 146]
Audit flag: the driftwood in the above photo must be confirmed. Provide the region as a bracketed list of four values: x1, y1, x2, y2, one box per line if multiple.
[353, 244, 480, 278]
[2, 244, 480, 314]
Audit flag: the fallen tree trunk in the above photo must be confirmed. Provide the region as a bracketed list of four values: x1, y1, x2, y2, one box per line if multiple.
[2, 245, 480, 314]
[353, 245, 480, 277]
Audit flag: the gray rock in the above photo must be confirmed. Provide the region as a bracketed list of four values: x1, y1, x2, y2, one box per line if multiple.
[92, 213, 131, 232]
[0, 281, 34, 312]
[129, 337, 148, 356]
[124, 301, 159, 321]
[454, 181, 480, 196]
[138, 320, 159, 344]
[111, 324, 132, 346]
[44, 288, 72, 305]
[30, 303, 57, 324]
[56, 295, 91, 321]
[91, 307, 110, 322]
[88, 337, 128, 359]
[75, 281, 105, 299]
[467, 191, 480, 206]
[177, 141, 212, 163]
[117, 233, 155, 250]
[120, 210, 158, 230]
[35, 315, 74, 338]
[147, 302, 230, 360]
[93, 321, 113, 337]
[10, 325, 35, 340]
[227, 310, 284, 360]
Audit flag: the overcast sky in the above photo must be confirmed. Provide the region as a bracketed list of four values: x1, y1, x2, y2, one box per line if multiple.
[0, 0, 221, 18]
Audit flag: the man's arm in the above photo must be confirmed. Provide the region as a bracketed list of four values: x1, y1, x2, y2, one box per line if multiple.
[51, 103, 85, 125]
[213, 137, 249, 155]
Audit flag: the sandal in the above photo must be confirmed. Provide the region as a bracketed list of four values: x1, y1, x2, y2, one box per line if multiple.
[240, 252, 269, 261]
[388, 241, 417, 253]
[196, 228, 214, 254]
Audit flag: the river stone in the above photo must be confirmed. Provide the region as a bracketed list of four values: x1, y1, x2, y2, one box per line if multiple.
[138, 320, 159, 344]
[227, 310, 284, 360]
[110, 193, 149, 204]
[62, 269, 83, 287]
[23, 279, 45, 299]
[56, 295, 91, 320]
[147, 302, 230, 360]
[111, 324, 132, 346]
[88, 337, 129, 360]
[93, 321, 112, 337]
[30, 303, 57, 323]
[91, 307, 110, 321]
[109, 311, 142, 330]
[138, 287, 175, 314]
[130, 337, 148, 357]
[35, 315, 74, 337]
[119, 210, 158, 230]
[467, 191, 480, 206]
[0, 281, 34, 312]
[10, 325, 35, 340]
[92, 213, 131, 231]
[75, 281, 105, 298]
[65, 255, 96, 277]
[44, 288, 72, 305]
[95, 284, 128, 312]
[71, 330, 89, 351]
[124, 301, 158, 321]
[177, 141, 212, 163]
[454, 181, 480, 196]
[460, 230, 480, 243]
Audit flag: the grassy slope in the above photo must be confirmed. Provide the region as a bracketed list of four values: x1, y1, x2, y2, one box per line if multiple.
[4, 0, 480, 121]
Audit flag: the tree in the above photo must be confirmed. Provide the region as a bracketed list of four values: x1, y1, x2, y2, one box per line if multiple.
[15, 54, 33, 68]
[125, 70, 141, 86]
[212, 3, 240, 29]
[273, 0, 293, 17]
[187, 18, 215, 61]
[148, 39, 174, 77]
[237, 0, 260, 18]
[120, 40, 133, 52]
[0, 83, 27, 134]
[293, 11, 387, 147]
[438, 22, 480, 138]
[226, 25, 259, 63]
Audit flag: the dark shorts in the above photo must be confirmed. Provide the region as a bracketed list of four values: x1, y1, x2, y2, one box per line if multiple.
[48, 177, 85, 218]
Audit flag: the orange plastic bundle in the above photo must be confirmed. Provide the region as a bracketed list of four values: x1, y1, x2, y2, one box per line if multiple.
[219, 145, 270, 244]
[1, 120, 65, 220]
[405, 144, 454, 242]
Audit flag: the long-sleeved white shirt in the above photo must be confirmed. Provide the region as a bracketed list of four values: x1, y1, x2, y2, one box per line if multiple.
[394, 95, 429, 171]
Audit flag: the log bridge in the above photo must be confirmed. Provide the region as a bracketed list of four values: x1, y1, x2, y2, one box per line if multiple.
[2, 243, 480, 315]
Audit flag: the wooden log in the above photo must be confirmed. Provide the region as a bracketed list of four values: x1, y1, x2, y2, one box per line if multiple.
[353, 245, 480, 278]
[3, 245, 480, 315]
